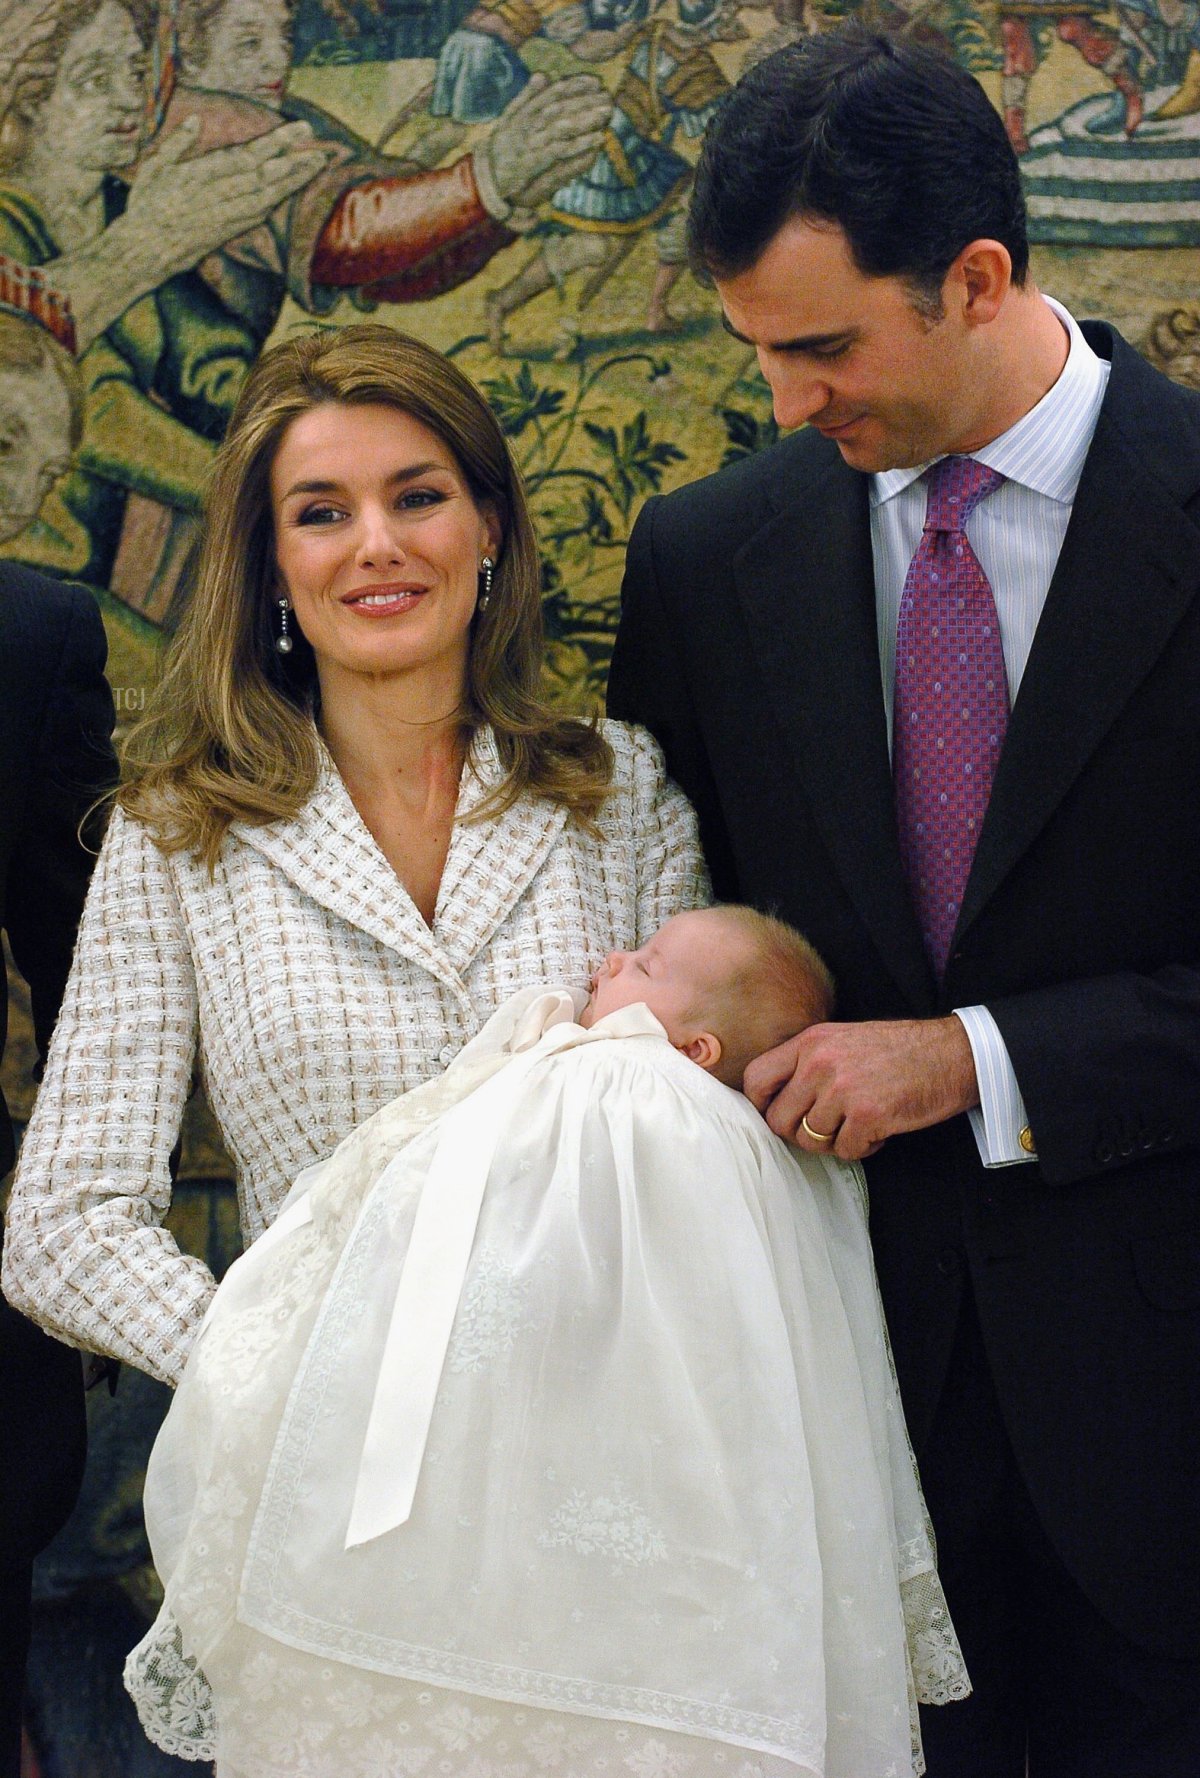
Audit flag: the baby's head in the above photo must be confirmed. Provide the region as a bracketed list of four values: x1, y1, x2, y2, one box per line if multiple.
[580, 905, 834, 1089]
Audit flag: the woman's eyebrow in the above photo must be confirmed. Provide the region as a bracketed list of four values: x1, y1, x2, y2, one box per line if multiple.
[280, 462, 448, 500]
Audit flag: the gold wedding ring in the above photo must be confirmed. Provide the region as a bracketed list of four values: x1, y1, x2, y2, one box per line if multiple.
[800, 1113, 835, 1145]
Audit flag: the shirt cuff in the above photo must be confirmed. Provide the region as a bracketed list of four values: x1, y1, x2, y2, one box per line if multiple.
[953, 1005, 1038, 1168]
[470, 145, 511, 223]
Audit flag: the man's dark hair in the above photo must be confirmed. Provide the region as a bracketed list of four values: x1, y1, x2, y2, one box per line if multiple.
[688, 27, 1029, 304]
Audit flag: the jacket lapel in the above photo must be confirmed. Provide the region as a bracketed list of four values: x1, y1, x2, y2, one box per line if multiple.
[232, 733, 568, 988]
[733, 442, 937, 1011]
[433, 731, 569, 976]
[956, 355, 1200, 946]
[233, 760, 459, 984]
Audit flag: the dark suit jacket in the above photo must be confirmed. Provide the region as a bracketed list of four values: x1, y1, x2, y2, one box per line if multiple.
[0, 565, 115, 1571]
[608, 322, 1200, 1657]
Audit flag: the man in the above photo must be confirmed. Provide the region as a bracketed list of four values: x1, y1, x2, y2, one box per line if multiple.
[0, 557, 116, 1775]
[607, 28, 1200, 1776]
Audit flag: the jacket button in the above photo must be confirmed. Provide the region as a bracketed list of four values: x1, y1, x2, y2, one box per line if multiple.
[936, 1248, 962, 1278]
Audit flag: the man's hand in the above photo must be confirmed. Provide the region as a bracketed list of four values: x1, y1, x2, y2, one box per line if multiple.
[482, 72, 611, 210]
[123, 118, 336, 270]
[743, 1016, 980, 1161]
[52, 118, 338, 350]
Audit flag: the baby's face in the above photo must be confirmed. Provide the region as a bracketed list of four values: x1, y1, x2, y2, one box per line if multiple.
[580, 908, 744, 1041]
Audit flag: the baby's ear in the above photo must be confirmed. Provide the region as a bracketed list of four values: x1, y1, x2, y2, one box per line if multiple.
[677, 1031, 723, 1073]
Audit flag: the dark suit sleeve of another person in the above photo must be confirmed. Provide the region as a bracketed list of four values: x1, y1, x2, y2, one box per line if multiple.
[609, 494, 742, 907]
[1, 568, 116, 1580]
[608, 344, 1200, 1192]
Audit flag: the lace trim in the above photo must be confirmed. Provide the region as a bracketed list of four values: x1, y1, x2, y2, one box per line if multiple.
[234, 1598, 823, 1766]
[128, 1605, 827, 1769]
[901, 1571, 971, 1707]
[124, 1615, 217, 1761]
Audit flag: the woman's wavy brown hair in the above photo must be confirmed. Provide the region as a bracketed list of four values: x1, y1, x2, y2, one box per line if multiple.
[119, 324, 613, 868]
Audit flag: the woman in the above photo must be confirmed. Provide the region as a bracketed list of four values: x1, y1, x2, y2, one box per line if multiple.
[2, 320, 706, 1382]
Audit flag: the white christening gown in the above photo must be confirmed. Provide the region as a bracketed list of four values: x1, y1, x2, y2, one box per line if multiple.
[125, 990, 968, 1778]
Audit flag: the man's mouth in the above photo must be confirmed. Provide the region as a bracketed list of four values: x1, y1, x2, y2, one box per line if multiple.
[814, 415, 862, 438]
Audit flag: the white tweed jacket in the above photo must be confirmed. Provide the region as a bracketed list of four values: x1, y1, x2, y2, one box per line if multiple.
[3, 722, 708, 1386]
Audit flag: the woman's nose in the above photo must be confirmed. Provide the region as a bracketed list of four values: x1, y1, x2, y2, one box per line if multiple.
[355, 508, 406, 568]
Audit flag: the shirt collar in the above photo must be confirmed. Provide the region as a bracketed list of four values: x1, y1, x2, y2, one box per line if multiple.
[870, 296, 1109, 509]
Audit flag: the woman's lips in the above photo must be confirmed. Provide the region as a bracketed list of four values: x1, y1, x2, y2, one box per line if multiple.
[342, 585, 428, 615]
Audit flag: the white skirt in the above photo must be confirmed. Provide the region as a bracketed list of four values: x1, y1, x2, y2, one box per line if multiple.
[126, 993, 968, 1777]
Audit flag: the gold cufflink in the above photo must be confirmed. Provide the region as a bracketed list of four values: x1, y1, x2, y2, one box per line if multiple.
[1019, 1125, 1036, 1154]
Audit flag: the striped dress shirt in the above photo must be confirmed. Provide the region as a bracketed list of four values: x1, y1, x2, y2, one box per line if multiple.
[869, 299, 1110, 1165]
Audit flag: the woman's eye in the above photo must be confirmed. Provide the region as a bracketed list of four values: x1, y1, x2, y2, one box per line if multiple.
[398, 488, 442, 510]
[296, 503, 344, 525]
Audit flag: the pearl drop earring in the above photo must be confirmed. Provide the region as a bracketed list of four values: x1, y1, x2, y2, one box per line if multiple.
[276, 596, 293, 655]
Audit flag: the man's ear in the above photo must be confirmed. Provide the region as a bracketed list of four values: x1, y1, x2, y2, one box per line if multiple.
[949, 238, 1012, 328]
[677, 1031, 723, 1072]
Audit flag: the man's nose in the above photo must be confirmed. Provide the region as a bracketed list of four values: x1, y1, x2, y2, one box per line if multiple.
[761, 354, 831, 430]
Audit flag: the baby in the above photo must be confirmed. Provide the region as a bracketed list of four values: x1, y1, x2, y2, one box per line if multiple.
[579, 902, 835, 1086]
[127, 906, 966, 1778]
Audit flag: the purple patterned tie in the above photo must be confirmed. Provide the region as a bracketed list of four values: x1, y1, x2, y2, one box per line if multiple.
[893, 455, 1008, 977]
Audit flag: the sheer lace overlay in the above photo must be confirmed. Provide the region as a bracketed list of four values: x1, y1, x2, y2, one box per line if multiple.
[126, 995, 967, 1776]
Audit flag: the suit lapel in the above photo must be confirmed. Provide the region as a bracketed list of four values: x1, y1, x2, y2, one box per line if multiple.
[232, 734, 569, 989]
[956, 380, 1200, 946]
[233, 762, 461, 985]
[733, 444, 937, 1011]
[433, 730, 569, 976]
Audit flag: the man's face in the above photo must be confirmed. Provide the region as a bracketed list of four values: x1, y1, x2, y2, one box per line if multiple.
[716, 215, 977, 472]
[0, 367, 73, 543]
[189, 0, 293, 107]
[33, 1, 146, 173]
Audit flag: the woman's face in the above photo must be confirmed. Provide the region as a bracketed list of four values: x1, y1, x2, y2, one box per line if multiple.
[188, 0, 293, 107]
[270, 401, 501, 707]
[31, 1, 146, 173]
